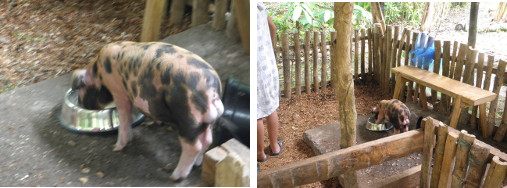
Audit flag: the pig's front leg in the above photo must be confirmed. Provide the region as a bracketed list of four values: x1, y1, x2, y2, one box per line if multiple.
[113, 95, 133, 151]
[375, 110, 385, 124]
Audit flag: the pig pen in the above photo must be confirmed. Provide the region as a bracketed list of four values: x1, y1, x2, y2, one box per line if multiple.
[0, 23, 249, 186]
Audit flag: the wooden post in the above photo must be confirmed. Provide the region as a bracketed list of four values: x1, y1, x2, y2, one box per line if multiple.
[487, 60, 506, 137]
[441, 41, 451, 112]
[361, 29, 366, 80]
[411, 32, 419, 103]
[233, 0, 249, 54]
[169, 0, 186, 26]
[494, 86, 507, 141]
[368, 28, 373, 77]
[460, 47, 478, 125]
[396, 28, 407, 68]
[420, 2, 435, 32]
[212, 0, 228, 30]
[281, 34, 291, 98]
[482, 156, 507, 188]
[483, 55, 494, 91]
[430, 123, 448, 188]
[432, 40, 442, 108]
[471, 53, 485, 129]
[192, 0, 210, 27]
[321, 31, 328, 89]
[373, 24, 382, 83]
[463, 144, 489, 188]
[304, 31, 311, 93]
[450, 130, 475, 188]
[404, 29, 412, 66]
[330, 32, 336, 89]
[384, 25, 392, 92]
[438, 131, 458, 188]
[294, 33, 302, 96]
[225, 0, 239, 42]
[370, 2, 386, 34]
[453, 43, 468, 82]
[468, 2, 479, 48]
[354, 29, 359, 80]
[390, 25, 400, 90]
[313, 32, 320, 93]
[420, 118, 437, 188]
[141, 0, 167, 42]
[450, 41, 459, 79]
[333, 3, 358, 187]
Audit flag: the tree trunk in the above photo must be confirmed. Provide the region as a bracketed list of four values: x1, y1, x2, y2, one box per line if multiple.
[333, 3, 358, 187]
[420, 2, 435, 32]
[370, 2, 385, 34]
[468, 2, 480, 48]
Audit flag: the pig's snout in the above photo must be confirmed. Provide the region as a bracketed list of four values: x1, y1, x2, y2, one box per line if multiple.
[205, 98, 224, 123]
[403, 118, 410, 125]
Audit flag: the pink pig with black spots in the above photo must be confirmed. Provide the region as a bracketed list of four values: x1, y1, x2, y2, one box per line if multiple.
[71, 41, 224, 181]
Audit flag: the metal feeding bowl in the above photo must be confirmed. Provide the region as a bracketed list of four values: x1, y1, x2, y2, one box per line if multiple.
[58, 89, 144, 134]
[366, 116, 394, 132]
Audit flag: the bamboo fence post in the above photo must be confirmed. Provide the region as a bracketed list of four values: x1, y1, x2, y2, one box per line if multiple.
[304, 31, 311, 93]
[471, 53, 485, 129]
[141, 0, 167, 42]
[420, 118, 437, 188]
[432, 40, 442, 108]
[232, 0, 249, 53]
[487, 60, 506, 137]
[441, 41, 452, 112]
[169, 0, 185, 26]
[294, 33, 302, 96]
[333, 3, 358, 187]
[361, 29, 366, 80]
[368, 28, 373, 79]
[411, 32, 419, 103]
[354, 29, 359, 80]
[463, 144, 490, 188]
[460, 47, 478, 125]
[483, 55, 494, 91]
[212, 0, 228, 30]
[313, 32, 320, 93]
[493, 85, 507, 141]
[396, 28, 407, 68]
[453, 43, 468, 83]
[321, 31, 328, 89]
[450, 41, 459, 78]
[225, 0, 239, 42]
[450, 130, 475, 188]
[437, 131, 458, 188]
[404, 29, 412, 66]
[384, 25, 392, 92]
[192, 0, 210, 27]
[390, 26, 400, 86]
[330, 32, 336, 88]
[430, 123, 448, 188]
[483, 156, 507, 188]
[281, 33, 291, 98]
[373, 24, 382, 83]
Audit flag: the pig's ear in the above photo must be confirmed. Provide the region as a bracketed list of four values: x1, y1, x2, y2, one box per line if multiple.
[71, 70, 88, 90]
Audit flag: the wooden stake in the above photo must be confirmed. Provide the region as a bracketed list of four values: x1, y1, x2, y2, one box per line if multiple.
[464, 143, 490, 188]
[169, 0, 185, 26]
[432, 40, 442, 108]
[361, 29, 366, 79]
[330, 32, 336, 88]
[212, 0, 228, 30]
[281, 33, 291, 98]
[192, 0, 210, 27]
[460, 47, 478, 125]
[420, 118, 437, 188]
[494, 87, 507, 141]
[294, 33, 302, 96]
[453, 43, 468, 82]
[471, 53, 485, 129]
[411, 32, 419, 103]
[482, 156, 507, 188]
[430, 123, 448, 188]
[373, 24, 382, 83]
[313, 32, 319, 93]
[450, 41, 459, 78]
[232, 0, 249, 53]
[441, 41, 451, 112]
[321, 31, 328, 89]
[368, 28, 373, 76]
[483, 55, 494, 91]
[304, 31, 311, 93]
[141, 0, 167, 42]
[487, 60, 506, 137]
[451, 130, 475, 188]
[354, 29, 359, 80]
[437, 131, 458, 188]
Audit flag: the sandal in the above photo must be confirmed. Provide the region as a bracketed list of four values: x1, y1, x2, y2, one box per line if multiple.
[269, 140, 284, 156]
[257, 155, 268, 162]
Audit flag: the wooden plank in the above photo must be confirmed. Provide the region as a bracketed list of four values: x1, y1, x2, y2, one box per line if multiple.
[450, 96, 463, 129]
[430, 124, 448, 188]
[354, 29, 359, 80]
[373, 24, 382, 83]
[361, 29, 366, 79]
[192, 0, 210, 27]
[487, 60, 507, 137]
[396, 28, 407, 68]
[294, 33, 302, 96]
[212, 0, 228, 30]
[412, 32, 419, 103]
[420, 118, 437, 188]
[442, 41, 452, 112]
[313, 32, 320, 93]
[169, 0, 186, 26]
[483, 55, 495, 91]
[453, 43, 468, 82]
[330, 32, 336, 88]
[451, 130, 476, 188]
[432, 40, 442, 108]
[390, 25, 400, 90]
[471, 53, 485, 129]
[321, 31, 328, 89]
[215, 153, 249, 187]
[464, 143, 490, 188]
[392, 66, 497, 106]
[404, 29, 412, 66]
[385, 25, 392, 92]
[460, 47, 478, 125]
[281, 33, 291, 98]
[202, 146, 228, 185]
[494, 87, 507, 141]
[141, 0, 167, 42]
[225, 0, 239, 42]
[304, 31, 311, 93]
[368, 28, 373, 75]
[450, 41, 459, 78]
[257, 130, 424, 187]
[376, 165, 421, 188]
[483, 156, 507, 188]
[232, 0, 249, 53]
[437, 131, 459, 188]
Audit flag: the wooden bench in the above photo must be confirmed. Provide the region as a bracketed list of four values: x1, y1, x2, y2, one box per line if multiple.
[392, 66, 497, 131]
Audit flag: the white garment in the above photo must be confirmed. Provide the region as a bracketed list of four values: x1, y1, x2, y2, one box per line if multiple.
[257, 3, 279, 119]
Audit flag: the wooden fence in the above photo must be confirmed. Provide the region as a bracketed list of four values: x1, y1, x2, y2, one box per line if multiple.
[275, 24, 507, 141]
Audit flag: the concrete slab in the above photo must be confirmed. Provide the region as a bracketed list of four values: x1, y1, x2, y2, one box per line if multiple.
[0, 23, 249, 186]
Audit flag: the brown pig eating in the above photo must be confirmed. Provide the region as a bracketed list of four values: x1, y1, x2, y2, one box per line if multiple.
[70, 41, 224, 181]
[372, 99, 411, 134]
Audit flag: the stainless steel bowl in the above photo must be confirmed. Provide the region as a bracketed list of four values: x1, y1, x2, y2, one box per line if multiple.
[58, 89, 144, 133]
[366, 116, 393, 132]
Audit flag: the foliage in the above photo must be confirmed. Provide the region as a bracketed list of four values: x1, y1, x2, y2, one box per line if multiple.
[384, 2, 425, 26]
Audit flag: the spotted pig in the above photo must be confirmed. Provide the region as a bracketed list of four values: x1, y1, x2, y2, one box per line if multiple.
[71, 41, 224, 181]
[372, 99, 411, 134]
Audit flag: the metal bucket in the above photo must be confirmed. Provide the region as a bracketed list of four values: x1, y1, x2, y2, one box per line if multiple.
[366, 116, 394, 132]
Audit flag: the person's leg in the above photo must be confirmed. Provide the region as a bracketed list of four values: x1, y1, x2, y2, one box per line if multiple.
[257, 118, 267, 161]
[266, 110, 280, 154]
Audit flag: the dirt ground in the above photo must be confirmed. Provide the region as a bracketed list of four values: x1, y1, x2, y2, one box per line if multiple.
[0, 0, 190, 93]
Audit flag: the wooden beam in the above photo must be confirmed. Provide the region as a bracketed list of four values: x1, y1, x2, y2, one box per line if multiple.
[141, 0, 167, 42]
[257, 130, 424, 187]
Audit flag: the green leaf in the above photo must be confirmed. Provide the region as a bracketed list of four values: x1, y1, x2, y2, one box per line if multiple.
[292, 5, 303, 22]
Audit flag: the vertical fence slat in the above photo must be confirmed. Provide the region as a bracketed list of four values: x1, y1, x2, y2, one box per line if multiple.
[373, 24, 382, 84]
[361, 29, 366, 79]
[442, 41, 451, 112]
[192, 0, 210, 27]
[313, 32, 320, 93]
[471, 53, 485, 129]
[404, 29, 412, 66]
[453, 43, 468, 82]
[450, 41, 459, 78]
[420, 118, 436, 188]
[437, 132, 458, 188]
[294, 33, 302, 96]
[321, 31, 328, 90]
[459, 47, 478, 125]
[411, 32, 419, 103]
[170, 0, 186, 26]
[432, 40, 442, 108]
[368, 28, 373, 76]
[304, 31, 311, 94]
[450, 130, 475, 187]
[430, 125, 448, 188]
[390, 26, 400, 91]
[487, 60, 506, 137]
[483, 55, 494, 91]
[482, 156, 507, 188]
[330, 32, 337, 88]
[494, 82, 507, 141]
[281, 33, 291, 98]
[354, 29, 359, 80]
[396, 28, 407, 68]
[464, 143, 490, 188]
[212, 0, 228, 30]
[384, 26, 392, 92]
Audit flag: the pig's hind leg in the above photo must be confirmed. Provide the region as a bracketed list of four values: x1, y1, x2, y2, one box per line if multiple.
[170, 126, 211, 181]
